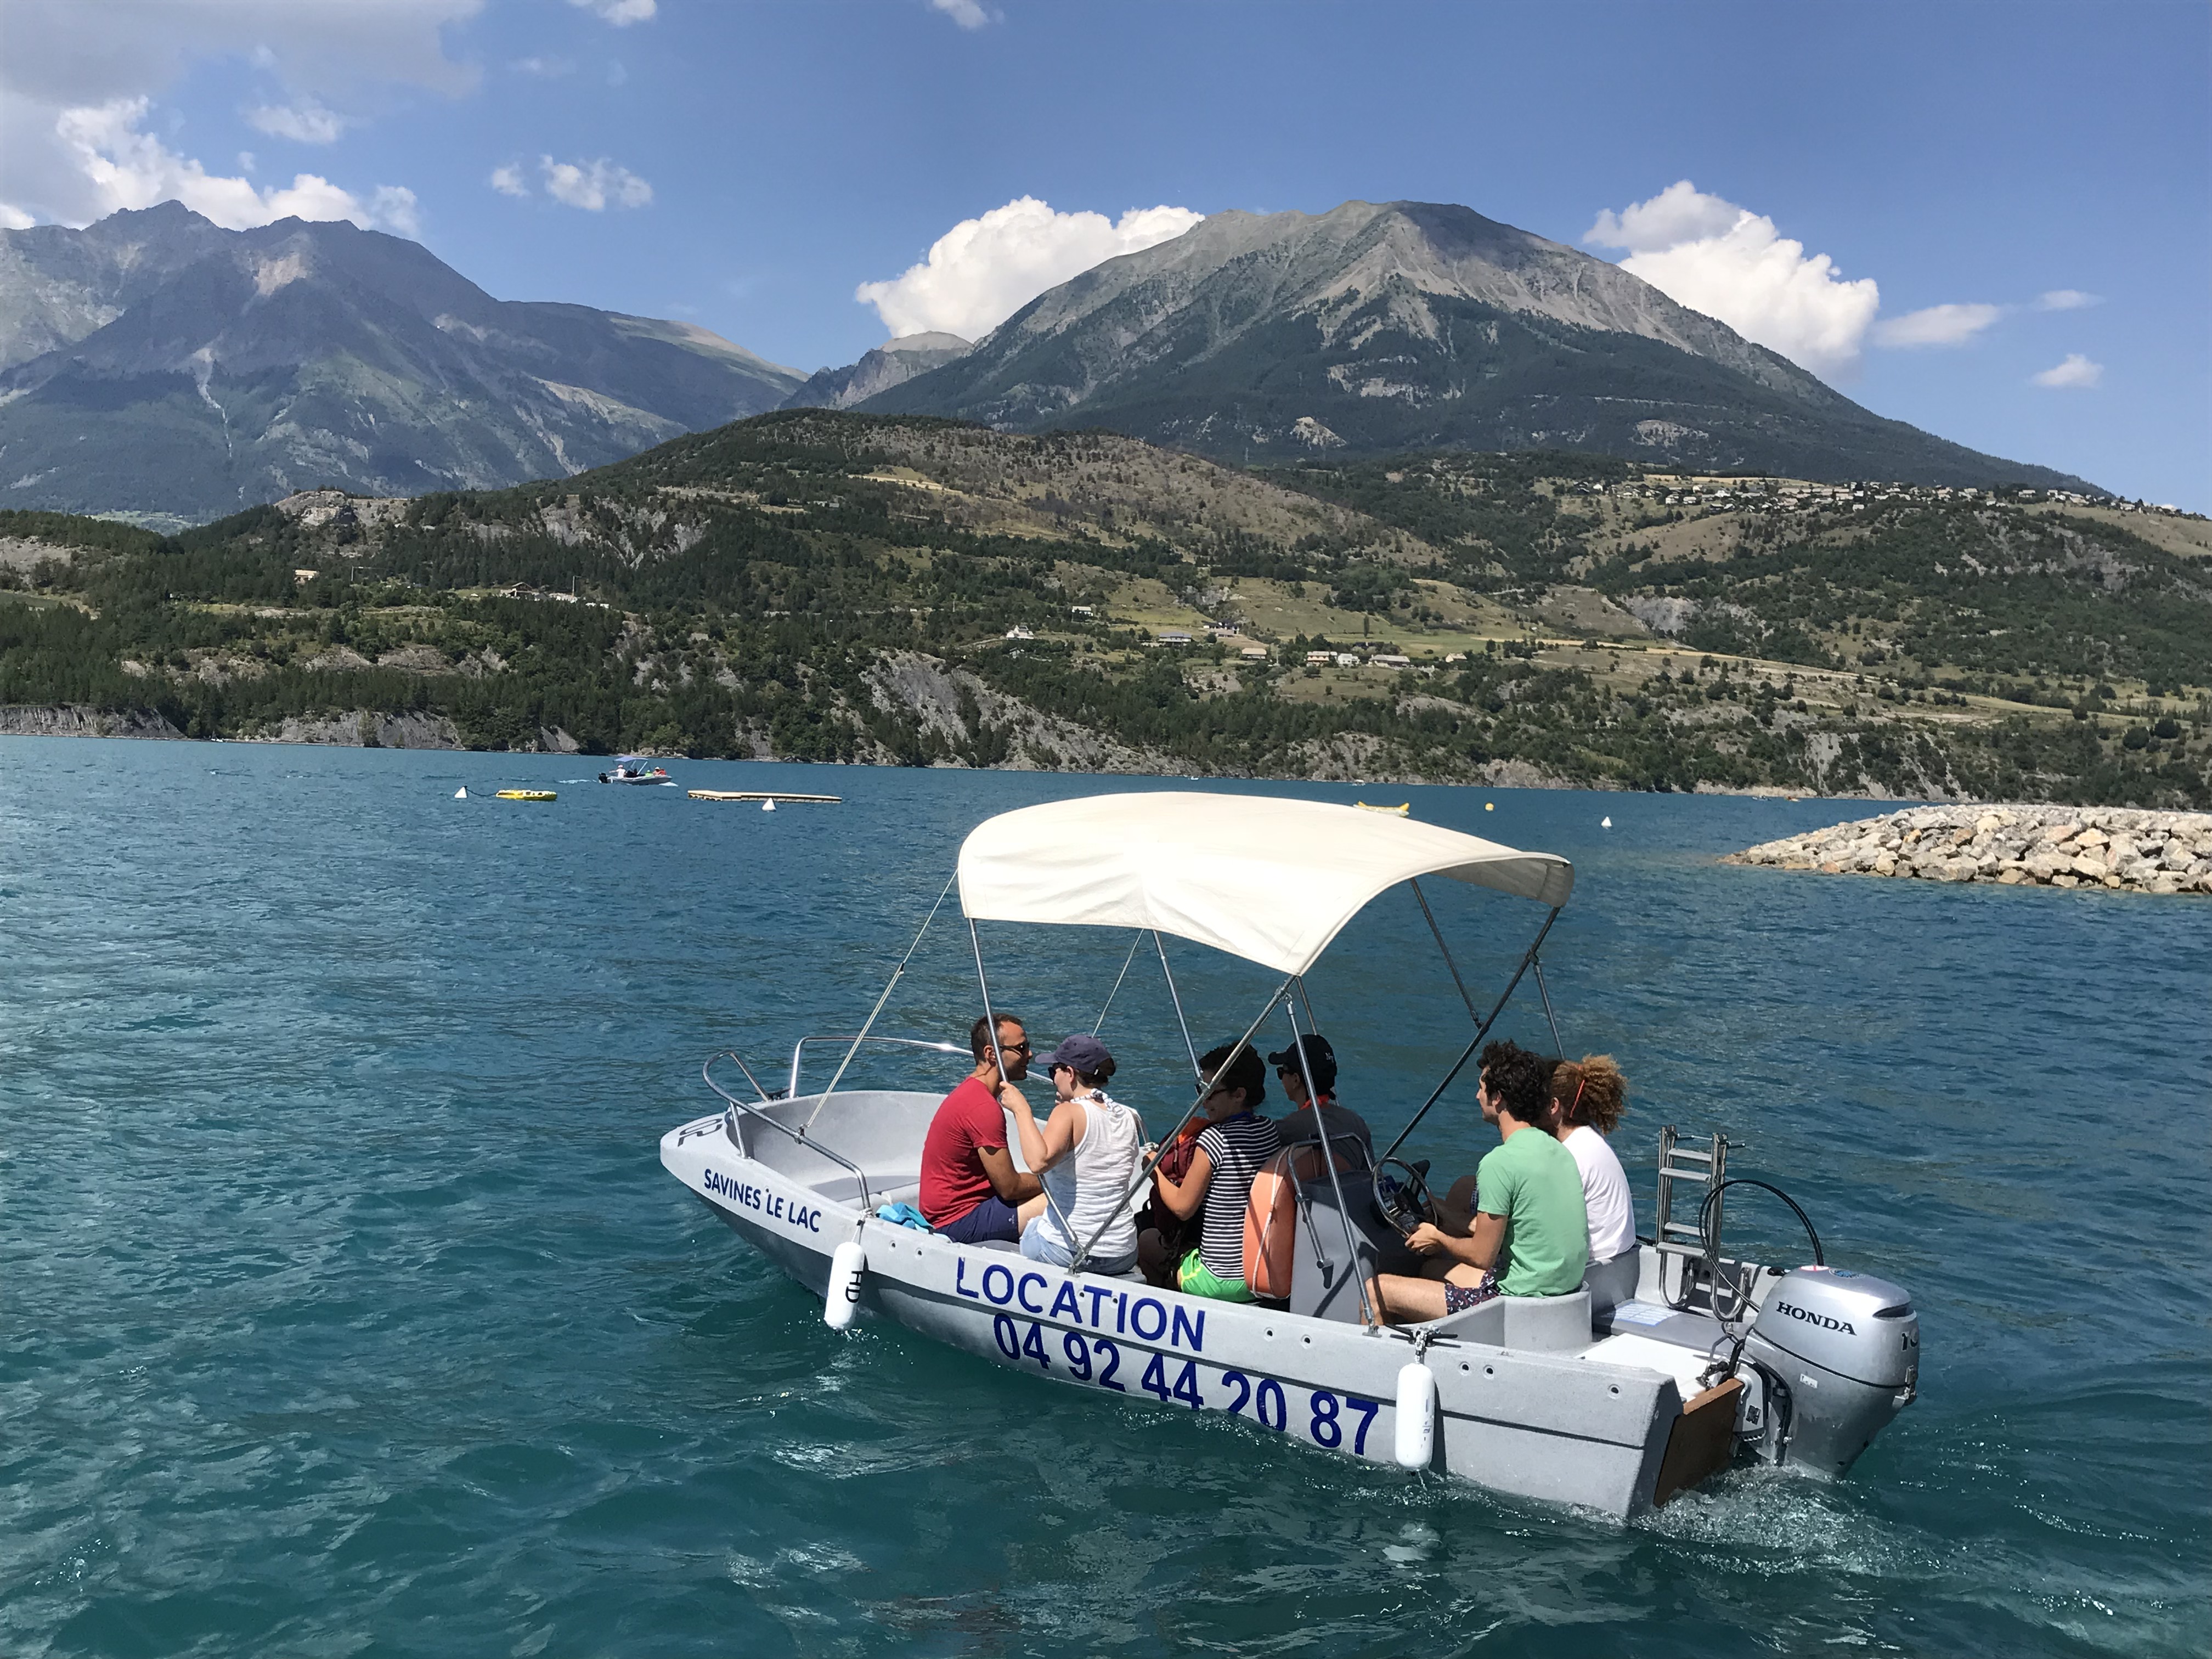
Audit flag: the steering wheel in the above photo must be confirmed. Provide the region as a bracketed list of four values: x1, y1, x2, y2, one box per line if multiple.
[1372, 1156, 1437, 1240]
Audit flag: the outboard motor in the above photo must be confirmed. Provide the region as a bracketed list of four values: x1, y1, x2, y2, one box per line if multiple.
[1742, 1266, 1918, 1475]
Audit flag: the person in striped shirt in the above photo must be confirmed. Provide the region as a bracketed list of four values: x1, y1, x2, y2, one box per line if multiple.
[1138, 1043, 1281, 1301]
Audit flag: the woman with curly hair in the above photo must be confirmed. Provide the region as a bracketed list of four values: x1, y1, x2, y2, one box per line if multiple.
[1548, 1055, 1636, 1265]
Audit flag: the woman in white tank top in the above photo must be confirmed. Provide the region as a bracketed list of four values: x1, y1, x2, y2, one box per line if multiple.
[1007, 1035, 1144, 1274]
[1548, 1055, 1638, 1261]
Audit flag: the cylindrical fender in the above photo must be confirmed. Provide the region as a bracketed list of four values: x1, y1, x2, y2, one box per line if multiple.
[1395, 1360, 1437, 1469]
[823, 1239, 867, 1330]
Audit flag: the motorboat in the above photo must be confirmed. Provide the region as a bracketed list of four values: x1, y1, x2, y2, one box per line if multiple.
[660, 793, 1918, 1519]
[599, 757, 676, 786]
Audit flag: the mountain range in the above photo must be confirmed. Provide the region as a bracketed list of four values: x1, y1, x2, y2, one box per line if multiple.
[859, 200, 2090, 489]
[0, 198, 2092, 526]
[0, 204, 803, 525]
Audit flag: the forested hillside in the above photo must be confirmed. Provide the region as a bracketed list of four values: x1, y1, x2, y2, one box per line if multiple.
[2, 411, 2206, 806]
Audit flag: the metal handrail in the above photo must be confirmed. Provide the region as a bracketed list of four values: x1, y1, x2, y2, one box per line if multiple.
[703, 1050, 879, 1212]
[788, 1034, 965, 1099]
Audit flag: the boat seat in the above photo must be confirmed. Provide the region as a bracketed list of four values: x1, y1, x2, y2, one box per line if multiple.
[1419, 1288, 1594, 1350]
[1422, 1296, 1505, 1344]
[1583, 1251, 1640, 1320]
[1503, 1289, 1594, 1351]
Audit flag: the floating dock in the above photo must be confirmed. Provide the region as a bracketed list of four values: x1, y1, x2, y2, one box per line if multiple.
[687, 789, 842, 804]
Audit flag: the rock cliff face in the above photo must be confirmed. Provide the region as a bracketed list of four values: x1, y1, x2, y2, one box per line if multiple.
[1727, 805, 2212, 895]
[0, 703, 183, 740]
[782, 332, 972, 410]
[0, 204, 804, 523]
[865, 199, 2092, 489]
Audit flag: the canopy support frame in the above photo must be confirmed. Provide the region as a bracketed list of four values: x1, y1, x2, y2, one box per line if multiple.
[803, 871, 959, 1131]
[1153, 932, 1204, 1084]
[1070, 974, 1291, 1273]
[1092, 931, 1147, 1036]
[1377, 902, 1563, 1170]
[1283, 980, 1378, 1328]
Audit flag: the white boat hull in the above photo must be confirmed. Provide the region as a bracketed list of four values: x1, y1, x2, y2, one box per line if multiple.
[663, 1103, 1696, 1519]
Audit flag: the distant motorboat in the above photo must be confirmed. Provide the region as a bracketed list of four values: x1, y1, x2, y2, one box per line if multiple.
[599, 757, 676, 786]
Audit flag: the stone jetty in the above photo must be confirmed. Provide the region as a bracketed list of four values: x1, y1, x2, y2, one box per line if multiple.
[1725, 804, 2212, 895]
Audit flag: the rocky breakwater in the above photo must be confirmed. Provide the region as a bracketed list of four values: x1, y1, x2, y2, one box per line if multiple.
[1725, 805, 2212, 896]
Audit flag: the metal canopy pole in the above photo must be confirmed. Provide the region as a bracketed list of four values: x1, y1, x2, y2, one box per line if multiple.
[1092, 931, 1146, 1035]
[967, 917, 1007, 1084]
[804, 871, 958, 1130]
[1410, 877, 1480, 1026]
[1376, 904, 1562, 1168]
[1284, 981, 1376, 1328]
[1070, 974, 1291, 1272]
[1153, 932, 1204, 1082]
[1530, 957, 1565, 1058]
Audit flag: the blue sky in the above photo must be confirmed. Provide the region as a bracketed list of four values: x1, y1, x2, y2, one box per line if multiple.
[2, 0, 2204, 507]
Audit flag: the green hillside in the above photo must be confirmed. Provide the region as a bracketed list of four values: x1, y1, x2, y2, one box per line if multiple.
[2, 413, 2205, 805]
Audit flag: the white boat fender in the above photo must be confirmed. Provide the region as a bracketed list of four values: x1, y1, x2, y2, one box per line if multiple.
[1394, 1359, 1437, 1469]
[823, 1239, 867, 1330]
[761, 798, 776, 812]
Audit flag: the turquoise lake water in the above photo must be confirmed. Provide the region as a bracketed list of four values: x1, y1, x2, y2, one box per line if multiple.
[2, 736, 2207, 1657]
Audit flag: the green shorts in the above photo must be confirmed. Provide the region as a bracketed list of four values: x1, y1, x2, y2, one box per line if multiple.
[1176, 1252, 1256, 1302]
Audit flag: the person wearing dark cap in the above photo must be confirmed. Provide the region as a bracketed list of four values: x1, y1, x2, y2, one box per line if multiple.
[1007, 1033, 1147, 1274]
[1268, 1033, 1373, 1157]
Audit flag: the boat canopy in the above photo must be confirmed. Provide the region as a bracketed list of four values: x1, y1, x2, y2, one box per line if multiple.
[957, 792, 1573, 977]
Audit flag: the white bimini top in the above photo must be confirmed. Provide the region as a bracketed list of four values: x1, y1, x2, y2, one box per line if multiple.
[957, 792, 1572, 977]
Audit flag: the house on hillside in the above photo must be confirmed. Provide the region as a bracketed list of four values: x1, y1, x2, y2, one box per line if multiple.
[1156, 630, 1193, 646]
[1239, 644, 1268, 660]
[1306, 650, 1334, 665]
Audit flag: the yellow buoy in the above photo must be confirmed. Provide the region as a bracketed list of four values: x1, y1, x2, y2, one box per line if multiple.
[495, 789, 557, 802]
[1484, 802, 1495, 811]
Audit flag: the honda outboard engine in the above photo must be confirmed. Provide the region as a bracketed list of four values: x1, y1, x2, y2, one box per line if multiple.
[1742, 1266, 1918, 1475]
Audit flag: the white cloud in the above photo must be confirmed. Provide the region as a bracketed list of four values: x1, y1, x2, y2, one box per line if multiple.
[244, 98, 347, 144]
[2032, 354, 2103, 389]
[0, 1, 477, 227]
[0, 201, 34, 230]
[490, 163, 529, 197]
[2038, 289, 2100, 312]
[56, 98, 419, 234]
[539, 156, 652, 211]
[1871, 302, 2003, 349]
[1586, 179, 1879, 378]
[512, 55, 574, 77]
[569, 0, 655, 23]
[369, 184, 421, 237]
[929, 0, 993, 27]
[857, 197, 1204, 340]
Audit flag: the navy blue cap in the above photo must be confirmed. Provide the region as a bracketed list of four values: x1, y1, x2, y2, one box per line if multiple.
[1039, 1033, 1115, 1078]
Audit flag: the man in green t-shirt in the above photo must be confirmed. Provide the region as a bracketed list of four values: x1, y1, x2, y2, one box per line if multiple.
[1372, 1041, 1590, 1323]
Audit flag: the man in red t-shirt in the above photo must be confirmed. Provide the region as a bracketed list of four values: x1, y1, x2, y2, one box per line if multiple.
[919, 1012, 1044, 1243]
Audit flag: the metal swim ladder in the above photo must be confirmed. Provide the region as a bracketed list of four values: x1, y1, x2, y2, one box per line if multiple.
[1654, 1125, 1730, 1312]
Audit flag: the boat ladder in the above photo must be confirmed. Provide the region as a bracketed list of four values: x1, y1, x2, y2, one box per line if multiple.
[1654, 1125, 1731, 1312]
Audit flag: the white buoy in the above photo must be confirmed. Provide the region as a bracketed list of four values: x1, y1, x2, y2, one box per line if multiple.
[761, 798, 777, 812]
[1601, 815, 1612, 828]
[454, 786, 467, 799]
[823, 1239, 866, 1330]
[1394, 1359, 1437, 1469]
